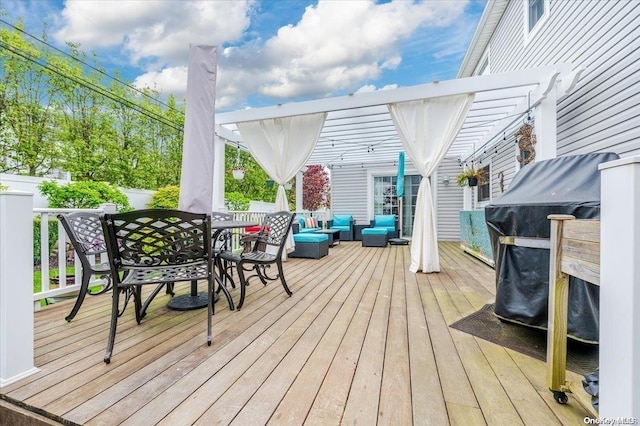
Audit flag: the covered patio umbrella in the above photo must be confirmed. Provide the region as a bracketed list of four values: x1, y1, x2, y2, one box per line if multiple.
[178, 45, 217, 214]
[395, 151, 407, 241]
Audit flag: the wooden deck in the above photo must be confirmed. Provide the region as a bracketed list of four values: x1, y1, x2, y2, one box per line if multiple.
[0, 242, 593, 425]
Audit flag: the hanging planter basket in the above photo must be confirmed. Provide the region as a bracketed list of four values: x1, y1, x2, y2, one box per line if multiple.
[231, 143, 245, 180]
[467, 177, 478, 187]
[231, 167, 245, 180]
[265, 179, 275, 188]
[284, 182, 293, 190]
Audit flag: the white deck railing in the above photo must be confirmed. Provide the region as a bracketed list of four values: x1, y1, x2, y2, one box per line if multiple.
[33, 208, 106, 309]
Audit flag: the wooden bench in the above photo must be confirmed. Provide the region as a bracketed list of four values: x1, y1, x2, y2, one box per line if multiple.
[546, 214, 600, 416]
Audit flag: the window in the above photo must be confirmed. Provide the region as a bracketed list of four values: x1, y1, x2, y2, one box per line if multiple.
[528, 0, 545, 31]
[525, 0, 549, 35]
[477, 165, 491, 202]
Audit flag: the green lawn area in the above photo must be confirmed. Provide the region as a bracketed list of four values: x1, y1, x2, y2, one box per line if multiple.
[33, 267, 75, 293]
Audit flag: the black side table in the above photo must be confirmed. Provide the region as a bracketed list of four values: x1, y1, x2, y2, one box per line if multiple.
[316, 229, 340, 247]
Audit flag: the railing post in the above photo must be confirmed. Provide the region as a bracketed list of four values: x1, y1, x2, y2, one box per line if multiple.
[599, 156, 640, 417]
[0, 191, 39, 386]
[99, 203, 117, 214]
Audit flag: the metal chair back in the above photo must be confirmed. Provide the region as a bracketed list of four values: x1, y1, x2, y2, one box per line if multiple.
[57, 212, 111, 322]
[100, 208, 214, 363]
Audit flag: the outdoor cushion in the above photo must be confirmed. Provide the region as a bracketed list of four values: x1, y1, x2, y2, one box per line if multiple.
[373, 214, 396, 232]
[297, 217, 307, 228]
[293, 233, 329, 243]
[305, 217, 319, 228]
[332, 215, 353, 227]
[374, 215, 395, 227]
[362, 227, 389, 235]
[331, 225, 350, 232]
[299, 228, 320, 233]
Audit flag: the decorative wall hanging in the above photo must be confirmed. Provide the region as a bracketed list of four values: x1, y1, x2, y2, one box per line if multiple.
[516, 123, 537, 166]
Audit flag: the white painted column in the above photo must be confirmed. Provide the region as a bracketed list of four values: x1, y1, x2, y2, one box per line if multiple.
[462, 187, 473, 211]
[0, 191, 39, 387]
[212, 135, 226, 212]
[599, 156, 640, 417]
[533, 85, 558, 161]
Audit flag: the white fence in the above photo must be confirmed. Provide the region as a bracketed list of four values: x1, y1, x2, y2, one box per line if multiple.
[0, 173, 154, 209]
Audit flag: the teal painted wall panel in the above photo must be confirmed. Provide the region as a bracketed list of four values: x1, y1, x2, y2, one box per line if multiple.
[459, 210, 494, 264]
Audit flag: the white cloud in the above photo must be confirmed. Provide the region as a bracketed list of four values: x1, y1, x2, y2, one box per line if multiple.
[133, 66, 188, 98]
[254, 0, 467, 99]
[54, 0, 255, 69]
[355, 83, 398, 94]
[52, 0, 471, 109]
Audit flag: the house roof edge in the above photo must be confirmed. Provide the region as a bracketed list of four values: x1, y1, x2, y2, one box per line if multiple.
[457, 0, 509, 78]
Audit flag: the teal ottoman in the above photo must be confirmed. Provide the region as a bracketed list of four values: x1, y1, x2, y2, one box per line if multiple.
[361, 228, 388, 247]
[290, 233, 329, 259]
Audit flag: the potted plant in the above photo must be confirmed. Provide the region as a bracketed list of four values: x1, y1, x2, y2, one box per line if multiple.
[231, 166, 245, 180]
[456, 167, 484, 187]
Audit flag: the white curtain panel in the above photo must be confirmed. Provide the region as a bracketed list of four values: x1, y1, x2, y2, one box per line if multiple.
[178, 45, 217, 214]
[389, 93, 475, 273]
[237, 112, 327, 253]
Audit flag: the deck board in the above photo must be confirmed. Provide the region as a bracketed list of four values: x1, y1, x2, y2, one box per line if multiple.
[0, 242, 594, 425]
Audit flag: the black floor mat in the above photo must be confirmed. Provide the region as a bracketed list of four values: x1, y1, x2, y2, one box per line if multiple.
[450, 304, 598, 375]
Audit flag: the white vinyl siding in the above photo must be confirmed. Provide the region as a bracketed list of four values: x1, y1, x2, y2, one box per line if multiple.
[329, 165, 369, 225]
[436, 158, 463, 241]
[487, 0, 640, 158]
[331, 158, 463, 241]
[491, 137, 518, 199]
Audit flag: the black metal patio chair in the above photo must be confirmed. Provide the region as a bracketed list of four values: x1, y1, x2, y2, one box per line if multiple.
[211, 211, 236, 291]
[100, 209, 214, 363]
[218, 211, 295, 310]
[57, 212, 113, 322]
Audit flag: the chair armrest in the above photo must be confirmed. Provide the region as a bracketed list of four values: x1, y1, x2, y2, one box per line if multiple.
[292, 222, 300, 234]
[239, 233, 268, 253]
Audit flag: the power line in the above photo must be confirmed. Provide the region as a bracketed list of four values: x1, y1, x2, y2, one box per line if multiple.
[0, 20, 183, 132]
[0, 39, 183, 132]
[0, 18, 180, 114]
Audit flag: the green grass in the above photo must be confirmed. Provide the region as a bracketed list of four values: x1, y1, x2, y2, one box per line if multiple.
[33, 267, 75, 293]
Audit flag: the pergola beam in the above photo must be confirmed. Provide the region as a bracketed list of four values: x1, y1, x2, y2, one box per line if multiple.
[216, 64, 572, 125]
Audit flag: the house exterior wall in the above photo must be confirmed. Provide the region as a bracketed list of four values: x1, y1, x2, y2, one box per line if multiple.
[436, 158, 463, 241]
[330, 158, 462, 241]
[473, 0, 640, 166]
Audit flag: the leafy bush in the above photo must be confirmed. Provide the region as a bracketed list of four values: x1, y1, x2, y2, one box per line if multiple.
[39, 181, 131, 211]
[148, 185, 180, 209]
[0, 182, 8, 191]
[225, 191, 250, 211]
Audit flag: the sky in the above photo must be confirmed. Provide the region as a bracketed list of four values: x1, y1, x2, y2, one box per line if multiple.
[2, 0, 486, 112]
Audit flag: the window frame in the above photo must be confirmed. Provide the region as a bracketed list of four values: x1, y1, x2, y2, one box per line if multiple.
[476, 163, 492, 206]
[523, 0, 550, 44]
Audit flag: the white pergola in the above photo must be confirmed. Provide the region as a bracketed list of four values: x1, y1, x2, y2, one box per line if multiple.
[208, 62, 583, 273]
[215, 63, 582, 168]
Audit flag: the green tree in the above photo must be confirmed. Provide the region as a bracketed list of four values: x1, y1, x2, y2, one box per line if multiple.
[0, 22, 62, 175]
[224, 145, 277, 203]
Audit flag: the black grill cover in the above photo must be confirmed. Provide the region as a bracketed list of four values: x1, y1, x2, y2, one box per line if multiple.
[485, 152, 619, 343]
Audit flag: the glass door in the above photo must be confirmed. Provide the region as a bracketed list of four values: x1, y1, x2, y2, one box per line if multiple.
[373, 175, 421, 237]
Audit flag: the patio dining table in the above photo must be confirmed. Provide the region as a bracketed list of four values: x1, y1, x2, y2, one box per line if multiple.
[167, 219, 257, 311]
